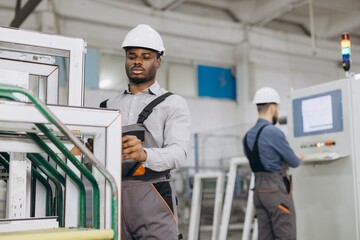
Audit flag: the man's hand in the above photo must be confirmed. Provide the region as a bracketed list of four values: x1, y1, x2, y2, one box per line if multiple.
[296, 152, 304, 160]
[122, 135, 147, 162]
[85, 138, 94, 153]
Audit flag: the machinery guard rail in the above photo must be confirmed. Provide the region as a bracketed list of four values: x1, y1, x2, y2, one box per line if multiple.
[0, 84, 119, 240]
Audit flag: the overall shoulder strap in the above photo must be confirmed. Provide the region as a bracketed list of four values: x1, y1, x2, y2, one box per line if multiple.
[244, 124, 270, 172]
[252, 124, 269, 151]
[137, 92, 173, 124]
[99, 99, 108, 108]
[244, 124, 268, 154]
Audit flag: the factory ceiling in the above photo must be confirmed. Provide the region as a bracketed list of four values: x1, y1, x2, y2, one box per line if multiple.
[1, 0, 359, 45]
[121, 0, 360, 44]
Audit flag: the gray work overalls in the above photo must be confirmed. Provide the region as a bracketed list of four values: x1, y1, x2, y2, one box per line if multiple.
[101, 92, 182, 240]
[244, 125, 296, 240]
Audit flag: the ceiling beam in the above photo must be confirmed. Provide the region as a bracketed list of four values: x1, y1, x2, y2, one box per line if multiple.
[145, 0, 178, 10]
[142, 0, 152, 8]
[185, 0, 229, 9]
[10, 0, 42, 27]
[311, 1, 360, 12]
[15, 0, 21, 13]
[177, 0, 240, 22]
[273, 18, 311, 36]
[162, 0, 184, 11]
[317, 11, 360, 38]
[250, 0, 307, 26]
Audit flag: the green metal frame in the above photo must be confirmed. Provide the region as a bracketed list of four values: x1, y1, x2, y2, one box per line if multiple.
[27, 133, 86, 227]
[27, 153, 65, 226]
[26, 152, 66, 185]
[0, 84, 119, 240]
[31, 166, 53, 217]
[35, 123, 100, 228]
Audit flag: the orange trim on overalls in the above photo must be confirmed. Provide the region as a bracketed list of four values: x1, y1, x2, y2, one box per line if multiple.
[278, 204, 290, 214]
[150, 184, 177, 223]
[132, 165, 146, 176]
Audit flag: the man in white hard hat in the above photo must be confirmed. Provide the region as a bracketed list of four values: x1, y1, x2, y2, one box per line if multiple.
[243, 87, 303, 240]
[96, 24, 191, 239]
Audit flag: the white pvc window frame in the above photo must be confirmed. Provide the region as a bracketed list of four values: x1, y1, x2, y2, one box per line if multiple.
[188, 171, 225, 240]
[0, 27, 86, 106]
[0, 59, 59, 104]
[218, 157, 257, 240]
[0, 102, 121, 238]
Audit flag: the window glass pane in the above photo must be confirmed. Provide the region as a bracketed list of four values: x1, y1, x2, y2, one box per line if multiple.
[99, 53, 127, 90]
[84, 48, 99, 89]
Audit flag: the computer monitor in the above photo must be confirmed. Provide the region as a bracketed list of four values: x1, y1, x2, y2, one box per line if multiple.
[292, 89, 343, 137]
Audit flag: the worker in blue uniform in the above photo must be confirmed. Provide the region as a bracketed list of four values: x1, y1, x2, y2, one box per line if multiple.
[243, 87, 303, 240]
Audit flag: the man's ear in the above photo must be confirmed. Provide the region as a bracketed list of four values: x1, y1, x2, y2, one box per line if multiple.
[157, 57, 161, 69]
[269, 103, 277, 114]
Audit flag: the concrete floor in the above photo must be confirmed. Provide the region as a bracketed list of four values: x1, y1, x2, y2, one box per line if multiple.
[178, 196, 247, 239]
[180, 225, 244, 240]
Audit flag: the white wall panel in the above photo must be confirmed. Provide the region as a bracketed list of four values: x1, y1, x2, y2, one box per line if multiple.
[168, 63, 197, 97]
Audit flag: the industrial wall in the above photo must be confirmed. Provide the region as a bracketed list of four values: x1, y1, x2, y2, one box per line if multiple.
[1, 0, 359, 169]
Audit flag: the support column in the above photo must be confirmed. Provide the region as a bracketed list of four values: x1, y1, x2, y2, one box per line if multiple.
[235, 28, 254, 125]
[7, 152, 32, 219]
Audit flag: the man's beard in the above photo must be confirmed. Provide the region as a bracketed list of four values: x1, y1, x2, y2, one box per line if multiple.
[272, 114, 278, 125]
[128, 76, 153, 85]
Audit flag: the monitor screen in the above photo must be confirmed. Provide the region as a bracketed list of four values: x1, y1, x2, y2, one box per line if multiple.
[292, 89, 343, 137]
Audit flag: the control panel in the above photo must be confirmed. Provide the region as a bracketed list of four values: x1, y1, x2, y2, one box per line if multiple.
[299, 139, 346, 162]
[302, 152, 346, 162]
[286, 78, 360, 240]
[300, 140, 336, 149]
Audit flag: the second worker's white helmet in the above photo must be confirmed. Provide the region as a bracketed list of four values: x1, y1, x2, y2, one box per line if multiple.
[121, 24, 165, 56]
[253, 87, 281, 104]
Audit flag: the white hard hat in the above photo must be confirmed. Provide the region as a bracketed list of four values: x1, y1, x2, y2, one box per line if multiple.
[253, 87, 281, 104]
[121, 24, 165, 56]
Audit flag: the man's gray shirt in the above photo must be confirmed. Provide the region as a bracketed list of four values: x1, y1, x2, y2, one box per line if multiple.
[106, 81, 191, 172]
